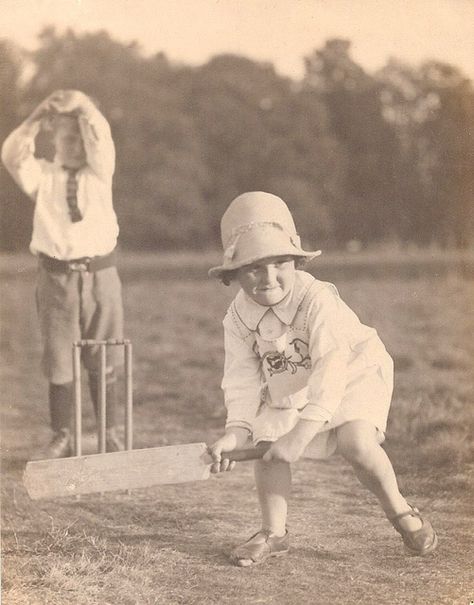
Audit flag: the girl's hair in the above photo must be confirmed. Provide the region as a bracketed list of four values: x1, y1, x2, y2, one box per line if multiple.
[220, 256, 307, 286]
[294, 257, 307, 269]
[221, 270, 236, 286]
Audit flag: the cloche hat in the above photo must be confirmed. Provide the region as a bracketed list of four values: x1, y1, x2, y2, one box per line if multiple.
[208, 191, 321, 279]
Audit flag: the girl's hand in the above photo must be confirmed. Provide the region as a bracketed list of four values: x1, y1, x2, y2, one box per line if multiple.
[263, 432, 306, 464]
[207, 428, 250, 474]
[262, 419, 325, 463]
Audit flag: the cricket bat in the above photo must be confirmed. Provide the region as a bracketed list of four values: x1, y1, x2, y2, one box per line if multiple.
[23, 442, 270, 500]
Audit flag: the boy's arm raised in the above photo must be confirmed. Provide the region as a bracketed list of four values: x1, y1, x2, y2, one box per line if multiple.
[53, 90, 115, 181]
[1, 111, 45, 200]
[78, 98, 115, 181]
[1, 92, 69, 199]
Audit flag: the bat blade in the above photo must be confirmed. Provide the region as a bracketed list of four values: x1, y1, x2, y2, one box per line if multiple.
[23, 442, 269, 500]
[23, 442, 211, 500]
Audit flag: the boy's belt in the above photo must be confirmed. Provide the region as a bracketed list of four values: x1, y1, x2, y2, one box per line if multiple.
[39, 251, 116, 273]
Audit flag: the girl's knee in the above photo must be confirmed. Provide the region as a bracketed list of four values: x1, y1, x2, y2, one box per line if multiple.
[336, 422, 378, 463]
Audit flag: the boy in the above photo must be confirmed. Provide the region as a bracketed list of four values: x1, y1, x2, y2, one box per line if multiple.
[2, 90, 124, 458]
[208, 191, 437, 566]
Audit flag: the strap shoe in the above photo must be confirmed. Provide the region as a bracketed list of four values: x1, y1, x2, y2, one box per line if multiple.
[230, 529, 289, 567]
[389, 506, 438, 555]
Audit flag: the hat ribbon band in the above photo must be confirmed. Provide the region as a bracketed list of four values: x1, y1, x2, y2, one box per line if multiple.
[223, 221, 301, 261]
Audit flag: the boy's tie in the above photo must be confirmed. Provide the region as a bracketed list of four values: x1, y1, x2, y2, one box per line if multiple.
[64, 167, 83, 222]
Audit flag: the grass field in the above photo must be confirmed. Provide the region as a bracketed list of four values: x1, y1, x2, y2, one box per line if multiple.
[1, 251, 473, 605]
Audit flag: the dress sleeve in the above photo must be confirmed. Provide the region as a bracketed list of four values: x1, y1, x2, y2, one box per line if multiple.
[78, 101, 115, 181]
[221, 317, 262, 432]
[299, 285, 351, 423]
[1, 122, 42, 200]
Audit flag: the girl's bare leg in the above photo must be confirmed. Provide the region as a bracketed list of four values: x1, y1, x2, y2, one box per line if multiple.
[336, 420, 422, 531]
[254, 458, 291, 536]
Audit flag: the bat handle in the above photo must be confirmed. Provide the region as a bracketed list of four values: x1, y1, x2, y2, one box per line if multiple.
[226, 442, 271, 462]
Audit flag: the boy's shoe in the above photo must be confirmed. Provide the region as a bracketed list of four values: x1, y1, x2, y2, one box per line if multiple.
[389, 506, 438, 556]
[230, 529, 289, 567]
[32, 428, 72, 460]
[105, 427, 124, 452]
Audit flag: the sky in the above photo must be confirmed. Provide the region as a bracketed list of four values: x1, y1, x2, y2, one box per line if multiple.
[1, 0, 474, 81]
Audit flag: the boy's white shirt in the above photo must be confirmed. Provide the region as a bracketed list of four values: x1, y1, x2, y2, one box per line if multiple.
[222, 270, 390, 431]
[1, 105, 119, 260]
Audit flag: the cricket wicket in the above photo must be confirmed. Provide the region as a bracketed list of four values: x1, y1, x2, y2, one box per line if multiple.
[72, 339, 133, 457]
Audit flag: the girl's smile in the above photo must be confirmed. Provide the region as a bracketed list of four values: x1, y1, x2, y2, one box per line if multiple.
[236, 256, 296, 306]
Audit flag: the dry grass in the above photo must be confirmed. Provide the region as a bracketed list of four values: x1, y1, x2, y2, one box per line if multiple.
[1, 252, 473, 605]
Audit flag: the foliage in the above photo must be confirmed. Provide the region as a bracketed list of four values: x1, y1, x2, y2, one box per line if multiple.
[0, 28, 473, 250]
[304, 39, 401, 244]
[0, 39, 34, 250]
[378, 59, 474, 246]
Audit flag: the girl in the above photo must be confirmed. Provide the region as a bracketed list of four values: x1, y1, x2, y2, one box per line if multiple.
[208, 191, 437, 566]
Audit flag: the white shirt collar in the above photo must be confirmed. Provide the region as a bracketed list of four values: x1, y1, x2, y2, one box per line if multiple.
[233, 270, 314, 331]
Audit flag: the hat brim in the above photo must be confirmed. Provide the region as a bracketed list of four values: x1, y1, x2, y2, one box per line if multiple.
[208, 248, 321, 279]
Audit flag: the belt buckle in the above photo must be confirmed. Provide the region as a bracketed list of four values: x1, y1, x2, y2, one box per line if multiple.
[68, 258, 90, 272]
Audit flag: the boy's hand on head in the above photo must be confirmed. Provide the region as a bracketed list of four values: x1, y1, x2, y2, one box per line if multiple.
[48, 90, 90, 114]
[27, 91, 76, 127]
[28, 94, 59, 124]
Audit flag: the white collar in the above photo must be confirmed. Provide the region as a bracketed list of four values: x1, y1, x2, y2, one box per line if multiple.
[233, 270, 314, 331]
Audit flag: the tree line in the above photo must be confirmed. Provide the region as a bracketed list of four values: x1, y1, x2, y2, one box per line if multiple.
[1, 29, 473, 251]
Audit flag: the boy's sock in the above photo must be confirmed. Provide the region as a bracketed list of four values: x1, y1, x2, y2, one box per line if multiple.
[31, 382, 74, 459]
[49, 382, 73, 432]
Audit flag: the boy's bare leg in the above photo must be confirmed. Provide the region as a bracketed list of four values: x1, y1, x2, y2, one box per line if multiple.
[336, 420, 422, 531]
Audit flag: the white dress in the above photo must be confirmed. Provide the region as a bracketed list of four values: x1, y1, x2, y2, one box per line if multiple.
[221, 271, 394, 459]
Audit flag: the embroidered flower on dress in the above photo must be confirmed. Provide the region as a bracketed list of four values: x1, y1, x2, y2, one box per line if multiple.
[261, 338, 311, 376]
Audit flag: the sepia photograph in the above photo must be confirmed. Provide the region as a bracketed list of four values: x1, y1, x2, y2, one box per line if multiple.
[1, 1, 473, 603]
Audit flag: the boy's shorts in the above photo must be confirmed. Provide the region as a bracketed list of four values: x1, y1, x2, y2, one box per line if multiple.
[36, 264, 124, 384]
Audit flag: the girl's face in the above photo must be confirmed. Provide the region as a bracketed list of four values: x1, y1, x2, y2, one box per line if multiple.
[236, 255, 296, 306]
